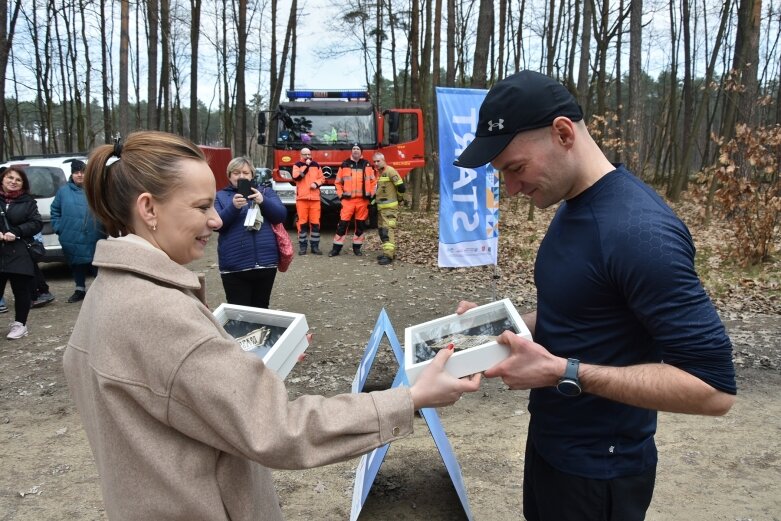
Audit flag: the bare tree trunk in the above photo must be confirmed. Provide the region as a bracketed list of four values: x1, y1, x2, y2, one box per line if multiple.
[235, 0, 248, 154]
[0, 0, 22, 160]
[544, 0, 555, 75]
[387, 0, 400, 103]
[134, 3, 141, 128]
[147, 0, 159, 130]
[576, 0, 592, 106]
[433, 0, 442, 87]
[497, 0, 506, 79]
[270, 0, 277, 111]
[665, 0, 679, 189]
[190, 0, 202, 142]
[566, 0, 580, 89]
[53, 0, 72, 151]
[79, 0, 94, 146]
[221, 0, 232, 148]
[289, 0, 297, 91]
[374, 0, 382, 104]
[409, 0, 422, 210]
[670, 0, 694, 199]
[119, 0, 130, 139]
[100, 0, 113, 142]
[446, 0, 455, 86]
[471, 0, 492, 88]
[722, 0, 761, 140]
[270, 0, 297, 114]
[32, 0, 53, 151]
[627, 0, 642, 168]
[160, 0, 171, 132]
[69, 0, 86, 150]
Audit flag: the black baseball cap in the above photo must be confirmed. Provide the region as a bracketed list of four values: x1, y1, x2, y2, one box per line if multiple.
[454, 70, 583, 168]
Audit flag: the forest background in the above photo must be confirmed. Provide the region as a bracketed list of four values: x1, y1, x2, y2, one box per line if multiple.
[1, 0, 780, 270]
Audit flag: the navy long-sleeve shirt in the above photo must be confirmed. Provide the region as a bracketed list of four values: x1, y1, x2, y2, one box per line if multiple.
[530, 165, 736, 479]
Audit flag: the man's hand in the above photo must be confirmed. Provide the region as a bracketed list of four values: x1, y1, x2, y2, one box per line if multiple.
[483, 331, 565, 390]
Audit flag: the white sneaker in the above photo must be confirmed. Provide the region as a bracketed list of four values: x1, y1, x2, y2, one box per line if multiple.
[7, 321, 28, 339]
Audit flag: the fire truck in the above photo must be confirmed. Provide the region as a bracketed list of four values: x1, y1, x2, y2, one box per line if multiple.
[259, 89, 425, 224]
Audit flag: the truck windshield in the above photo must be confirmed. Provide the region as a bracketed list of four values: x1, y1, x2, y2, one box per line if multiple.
[274, 102, 376, 148]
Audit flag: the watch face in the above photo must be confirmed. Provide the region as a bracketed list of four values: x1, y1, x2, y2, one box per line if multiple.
[557, 379, 582, 397]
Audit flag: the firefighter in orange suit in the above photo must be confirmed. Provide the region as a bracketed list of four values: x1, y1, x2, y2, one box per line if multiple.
[372, 152, 405, 265]
[292, 148, 325, 255]
[328, 144, 376, 256]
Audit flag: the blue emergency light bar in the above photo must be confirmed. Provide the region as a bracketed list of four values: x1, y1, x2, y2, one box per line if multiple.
[287, 89, 370, 101]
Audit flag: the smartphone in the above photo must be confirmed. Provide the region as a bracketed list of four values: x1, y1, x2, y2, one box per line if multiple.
[237, 178, 252, 199]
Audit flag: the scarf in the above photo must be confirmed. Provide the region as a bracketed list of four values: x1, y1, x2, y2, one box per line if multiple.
[1, 189, 25, 201]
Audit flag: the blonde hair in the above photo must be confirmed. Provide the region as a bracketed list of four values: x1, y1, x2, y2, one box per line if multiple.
[226, 157, 254, 179]
[83, 131, 206, 237]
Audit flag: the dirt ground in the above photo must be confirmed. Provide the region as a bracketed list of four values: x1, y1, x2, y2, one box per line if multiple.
[1, 230, 780, 521]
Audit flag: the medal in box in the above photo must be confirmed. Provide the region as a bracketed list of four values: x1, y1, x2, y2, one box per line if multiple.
[404, 298, 532, 385]
[212, 303, 309, 379]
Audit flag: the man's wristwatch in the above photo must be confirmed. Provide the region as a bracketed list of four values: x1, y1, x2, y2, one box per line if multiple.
[556, 358, 582, 397]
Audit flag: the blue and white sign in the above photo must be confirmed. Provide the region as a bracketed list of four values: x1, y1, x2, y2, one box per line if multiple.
[349, 309, 473, 521]
[436, 87, 500, 268]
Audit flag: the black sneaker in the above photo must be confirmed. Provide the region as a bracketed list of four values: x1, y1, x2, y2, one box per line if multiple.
[377, 255, 393, 265]
[67, 290, 86, 303]
[32, 292, 56, 308]
[328, 249, 340, 257]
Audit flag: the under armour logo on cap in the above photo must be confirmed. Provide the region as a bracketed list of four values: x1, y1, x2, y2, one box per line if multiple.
[453, 71, 584, 168]
[487, 119, 504, 132]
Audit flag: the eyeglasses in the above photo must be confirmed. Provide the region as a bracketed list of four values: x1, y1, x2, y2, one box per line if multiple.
[373, 160, 382, 164]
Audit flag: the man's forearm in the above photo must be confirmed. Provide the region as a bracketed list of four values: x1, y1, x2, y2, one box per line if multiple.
[579, 362, 735, 416]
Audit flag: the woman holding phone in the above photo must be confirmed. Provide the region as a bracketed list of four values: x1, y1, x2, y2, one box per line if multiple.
[215, 156, 285, 308]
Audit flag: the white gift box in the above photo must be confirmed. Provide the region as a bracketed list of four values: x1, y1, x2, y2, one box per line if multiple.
[212, 303, 309, 380]
[404, 299, 532, 385]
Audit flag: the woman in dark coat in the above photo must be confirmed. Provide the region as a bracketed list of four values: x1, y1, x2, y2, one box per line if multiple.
[51, 160, 105, 303]
[0, 167, 43, 339]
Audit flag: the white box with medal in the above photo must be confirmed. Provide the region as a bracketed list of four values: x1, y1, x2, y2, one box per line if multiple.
[212, 303, 309, 380]
[404, 298, 532, 385]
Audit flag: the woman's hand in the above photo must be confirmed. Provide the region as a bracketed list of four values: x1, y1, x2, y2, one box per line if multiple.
[247, 187, 264, 205]
[232, 193, 248, 209]
[1, 232, 16, 242]
[455, 300, 478, 315]
[409, 347, 481, 409]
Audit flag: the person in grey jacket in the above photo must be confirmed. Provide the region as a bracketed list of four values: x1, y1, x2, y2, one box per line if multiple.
[51, 159, 105, 303]
[63, 131, 480, 521]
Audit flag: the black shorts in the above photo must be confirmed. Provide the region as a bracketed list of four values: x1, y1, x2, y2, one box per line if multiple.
[523, 437, 656, 521]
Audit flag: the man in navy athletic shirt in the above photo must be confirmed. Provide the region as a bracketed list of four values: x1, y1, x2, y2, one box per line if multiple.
[454, 71, 736, 521]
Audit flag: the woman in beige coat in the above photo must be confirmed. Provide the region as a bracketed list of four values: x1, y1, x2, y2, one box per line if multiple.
[63, 131, 480, 521]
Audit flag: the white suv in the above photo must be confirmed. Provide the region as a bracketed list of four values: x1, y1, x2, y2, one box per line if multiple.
[0, 155, 87, 262]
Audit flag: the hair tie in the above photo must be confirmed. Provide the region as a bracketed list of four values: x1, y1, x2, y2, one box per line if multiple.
[106, 137, 122, 167]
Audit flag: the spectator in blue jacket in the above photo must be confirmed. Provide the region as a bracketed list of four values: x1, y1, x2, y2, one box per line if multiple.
[215, 157, 286, 308]
[51, 160, 106, 303]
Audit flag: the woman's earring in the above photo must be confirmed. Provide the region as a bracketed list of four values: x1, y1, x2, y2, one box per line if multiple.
[151, 223, 158, 232]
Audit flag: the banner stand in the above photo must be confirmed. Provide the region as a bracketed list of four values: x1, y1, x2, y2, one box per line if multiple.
[349, 309, 474, 521]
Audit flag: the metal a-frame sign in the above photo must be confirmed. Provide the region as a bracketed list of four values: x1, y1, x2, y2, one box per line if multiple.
[349, 308, 474, 521]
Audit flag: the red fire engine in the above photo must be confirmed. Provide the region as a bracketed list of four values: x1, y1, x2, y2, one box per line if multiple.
[259, 89, 425, 221]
